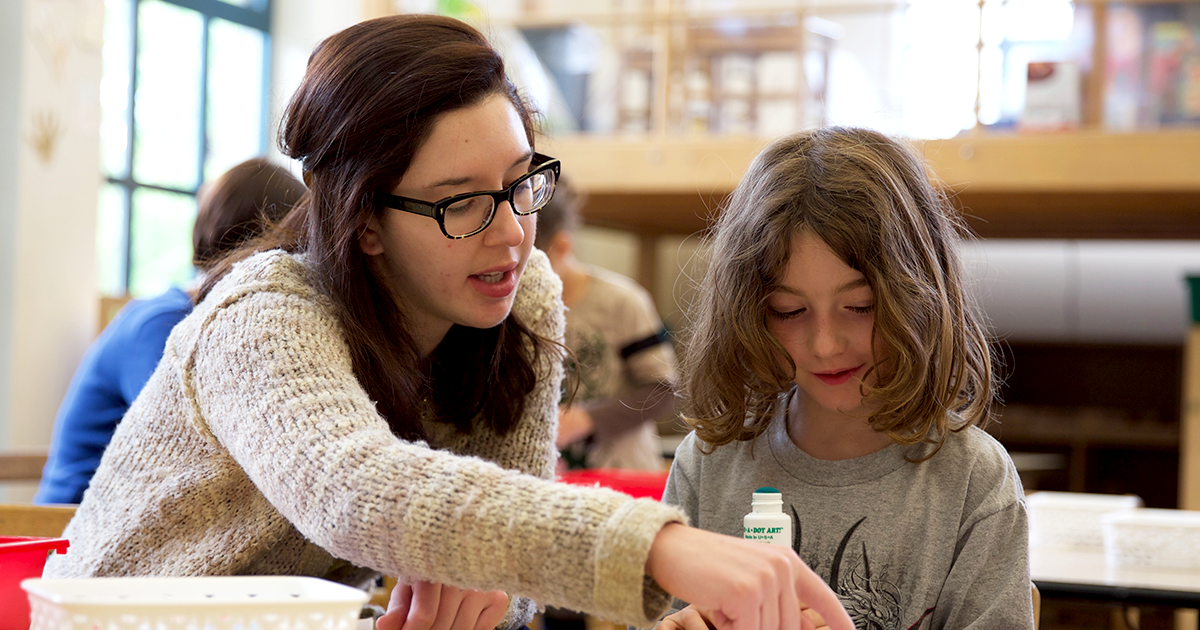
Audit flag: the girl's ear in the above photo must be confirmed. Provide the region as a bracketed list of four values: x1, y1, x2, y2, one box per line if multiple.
[359, 216, 385, 256]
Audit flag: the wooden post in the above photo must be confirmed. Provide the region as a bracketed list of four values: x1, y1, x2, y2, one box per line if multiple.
[1180, 276, 1200, 511]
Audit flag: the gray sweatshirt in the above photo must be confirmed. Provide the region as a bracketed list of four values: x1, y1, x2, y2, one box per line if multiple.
[663, 406, 1034, 630]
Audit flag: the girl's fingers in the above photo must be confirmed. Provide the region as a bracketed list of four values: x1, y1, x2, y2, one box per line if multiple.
[661, 606, 718, 630]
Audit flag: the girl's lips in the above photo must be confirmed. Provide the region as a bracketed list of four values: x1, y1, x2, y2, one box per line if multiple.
[469, 265, 519, 298]
[813, 365, 862, 386]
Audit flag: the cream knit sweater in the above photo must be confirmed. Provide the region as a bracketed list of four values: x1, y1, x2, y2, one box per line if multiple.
[45, 249, 685, 628]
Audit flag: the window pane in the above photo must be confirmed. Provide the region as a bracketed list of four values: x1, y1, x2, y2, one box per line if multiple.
[129, 189, 196, 297]
[134, 0, 203, 191]
[101, 0, 133, 178]
[96, 183, 128, 297]
[206, 17, 266, 181]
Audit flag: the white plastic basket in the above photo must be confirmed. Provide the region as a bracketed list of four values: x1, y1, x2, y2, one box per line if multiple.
[22, 576, 369, 630]
[1102, 508, 1200, 570]
[1026, 491, 1142, 550]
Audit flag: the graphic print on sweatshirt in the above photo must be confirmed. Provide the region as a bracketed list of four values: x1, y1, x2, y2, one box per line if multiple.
[789, 507, 935, 630]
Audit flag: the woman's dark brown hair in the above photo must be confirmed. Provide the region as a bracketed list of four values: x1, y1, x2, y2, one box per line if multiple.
[198, 14, 554, 440]
[681, 127, 996, 460]
[192, 157, 304, 269]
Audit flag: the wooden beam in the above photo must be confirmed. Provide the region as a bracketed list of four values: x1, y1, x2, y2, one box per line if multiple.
[0, 450, 48, 482]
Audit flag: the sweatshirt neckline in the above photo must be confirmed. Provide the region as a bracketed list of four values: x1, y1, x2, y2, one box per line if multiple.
[765, 396, 915, 487]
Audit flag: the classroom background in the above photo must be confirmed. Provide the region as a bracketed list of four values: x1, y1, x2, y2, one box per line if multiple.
[2, 1, 1200, 627]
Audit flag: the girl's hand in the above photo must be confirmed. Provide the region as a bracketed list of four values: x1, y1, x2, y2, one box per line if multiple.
[646, 524, 852, 630]
[659, 606, 715, 630]
[376, 580, 509, 630]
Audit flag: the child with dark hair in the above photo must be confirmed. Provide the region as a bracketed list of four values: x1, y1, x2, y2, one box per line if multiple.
[534, 175, 676, 472]
[660, 127, 1032, 630]
[36, 157, 304, 505]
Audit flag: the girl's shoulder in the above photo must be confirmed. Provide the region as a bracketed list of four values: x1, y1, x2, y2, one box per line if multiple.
[936, 425, 1026, 514]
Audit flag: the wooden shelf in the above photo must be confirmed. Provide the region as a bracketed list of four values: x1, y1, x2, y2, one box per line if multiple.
[541, 131, 1200, 239]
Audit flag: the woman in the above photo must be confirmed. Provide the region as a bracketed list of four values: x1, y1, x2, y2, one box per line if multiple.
[46, 15, 850, 630]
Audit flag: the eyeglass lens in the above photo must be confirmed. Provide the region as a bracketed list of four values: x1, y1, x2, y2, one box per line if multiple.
[442, 168, 557, 237]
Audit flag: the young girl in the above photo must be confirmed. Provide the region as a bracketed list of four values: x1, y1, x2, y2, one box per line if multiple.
[661, 127, 1033, 630]
[45, 15, 851, 630]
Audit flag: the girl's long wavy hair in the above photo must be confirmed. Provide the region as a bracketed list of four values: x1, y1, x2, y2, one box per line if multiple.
[680, 126, 996, 459]
[198, 14, 557, 440]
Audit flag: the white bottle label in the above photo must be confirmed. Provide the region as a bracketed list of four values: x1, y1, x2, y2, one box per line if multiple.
[744, 512, 792, 548]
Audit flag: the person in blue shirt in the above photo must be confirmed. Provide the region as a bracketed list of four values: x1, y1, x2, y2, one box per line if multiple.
[36, 158, 305, 504]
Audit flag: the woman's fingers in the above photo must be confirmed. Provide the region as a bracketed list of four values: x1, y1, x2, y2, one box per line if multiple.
[801, 606, 829, 630]
[431, 584, 465, 630]
[377, 582, 415, 630]
[646, 524, 854, 630]
[793, 563, 849, 630]
[471, 590, 509, 630]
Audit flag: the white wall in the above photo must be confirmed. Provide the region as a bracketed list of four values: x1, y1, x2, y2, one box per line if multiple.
[0, 0, 104, 500]
[268, 0, 365, 167]
[0, 0, 361, 502]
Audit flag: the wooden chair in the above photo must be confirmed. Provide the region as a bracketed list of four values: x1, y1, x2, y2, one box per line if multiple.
[0, 503, 76, 538]
[1032, 582, 1041, 630]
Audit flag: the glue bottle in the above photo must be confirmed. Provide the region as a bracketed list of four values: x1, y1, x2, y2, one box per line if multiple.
[743, 487, 792, 548]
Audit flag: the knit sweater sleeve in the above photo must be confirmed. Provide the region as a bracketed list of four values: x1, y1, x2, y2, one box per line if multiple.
[185, 252, 685, 627]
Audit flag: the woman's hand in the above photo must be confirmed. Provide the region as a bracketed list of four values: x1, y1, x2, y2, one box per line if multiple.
[659, 605, 831, 630]
[646, 524, 852, 630]
[376, 580, 509, 630]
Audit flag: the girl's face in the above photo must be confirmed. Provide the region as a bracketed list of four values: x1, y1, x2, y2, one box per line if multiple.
[360, 93, 537, 355]
[766, 231, 882, 417]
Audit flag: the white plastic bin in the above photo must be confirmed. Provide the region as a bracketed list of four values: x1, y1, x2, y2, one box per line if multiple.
[1027, 491, 1142, 550]
[22, 575, 369, 630]
[1102, 508, 1200, 570]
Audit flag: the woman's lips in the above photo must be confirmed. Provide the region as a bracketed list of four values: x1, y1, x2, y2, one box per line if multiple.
[469, 265, 519, 298]
[813, 365, 863, 386]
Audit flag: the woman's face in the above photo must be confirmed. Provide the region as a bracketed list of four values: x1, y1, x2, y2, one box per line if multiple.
[765, 230, 882, 417]
[360, 93, 537, 355]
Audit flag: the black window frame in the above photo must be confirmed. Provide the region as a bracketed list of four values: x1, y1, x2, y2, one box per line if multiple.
[105, 0, 273, 296]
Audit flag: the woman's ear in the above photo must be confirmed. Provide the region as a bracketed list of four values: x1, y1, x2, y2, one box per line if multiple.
[360, 216, 385, 256]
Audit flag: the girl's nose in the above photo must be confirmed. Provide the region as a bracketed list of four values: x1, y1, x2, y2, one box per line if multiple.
[483, 201, 526, 248]
[810, 315, 845, 358]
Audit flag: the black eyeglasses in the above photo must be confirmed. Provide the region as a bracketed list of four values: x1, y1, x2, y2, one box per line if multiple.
[375, 153, 561, 239]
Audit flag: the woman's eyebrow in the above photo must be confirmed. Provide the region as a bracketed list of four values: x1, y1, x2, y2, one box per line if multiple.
[425, 152, 535, 190]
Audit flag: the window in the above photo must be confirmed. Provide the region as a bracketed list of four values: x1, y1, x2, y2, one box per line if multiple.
[98, 0, 271, 297]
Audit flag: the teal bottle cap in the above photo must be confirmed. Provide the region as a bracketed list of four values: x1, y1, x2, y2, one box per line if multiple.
[755, 487, 780, 493]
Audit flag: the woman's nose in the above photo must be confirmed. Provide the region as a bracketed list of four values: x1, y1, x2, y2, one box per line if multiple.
[483, 201, 526, 248]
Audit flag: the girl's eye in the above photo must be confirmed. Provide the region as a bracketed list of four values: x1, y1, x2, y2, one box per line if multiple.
[768, 307, 805, 320]
[847, 304, 875, 315]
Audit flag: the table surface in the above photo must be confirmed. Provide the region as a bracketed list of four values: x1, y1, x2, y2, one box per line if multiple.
[1031, 544, 1200, 611]
[1032, 546, 1200, 593]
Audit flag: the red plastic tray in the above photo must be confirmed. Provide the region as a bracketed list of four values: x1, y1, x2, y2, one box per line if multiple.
[558, 468, 669, 500]
[1, 536, 69, 630]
